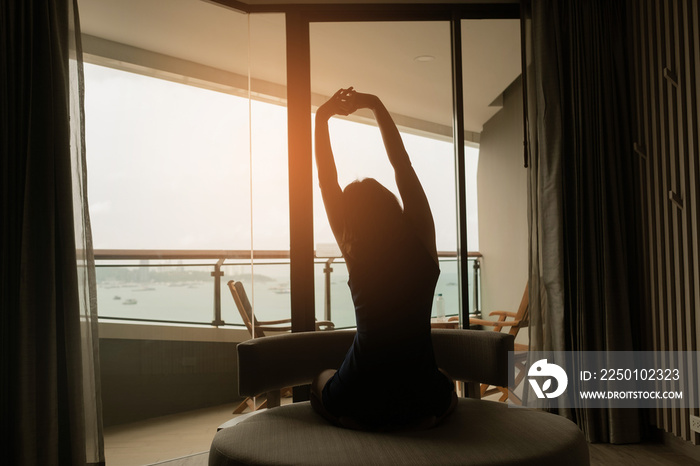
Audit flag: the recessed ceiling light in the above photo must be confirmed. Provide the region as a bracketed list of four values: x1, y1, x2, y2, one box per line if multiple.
[414, 55, 435, 62]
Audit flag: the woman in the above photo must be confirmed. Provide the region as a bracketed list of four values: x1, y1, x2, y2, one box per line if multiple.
[311, 88, 457, 431]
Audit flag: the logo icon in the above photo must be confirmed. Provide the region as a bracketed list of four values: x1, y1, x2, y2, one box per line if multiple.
[528, 359, 568, 399]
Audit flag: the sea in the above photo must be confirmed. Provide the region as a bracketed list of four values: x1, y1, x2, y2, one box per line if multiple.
[96, 260, 470, 329]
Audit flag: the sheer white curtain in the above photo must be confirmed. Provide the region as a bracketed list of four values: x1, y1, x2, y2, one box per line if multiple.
[70, 0, 105, 463]
[523, 0, 567, 355]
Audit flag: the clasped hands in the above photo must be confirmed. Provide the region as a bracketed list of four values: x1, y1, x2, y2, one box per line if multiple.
[316, 87, 377, 119]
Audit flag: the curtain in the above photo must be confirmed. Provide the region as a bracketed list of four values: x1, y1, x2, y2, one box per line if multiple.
[523, 0, 567, 357]
[1, 1, 104, 464]
[523, 0, 646, 443]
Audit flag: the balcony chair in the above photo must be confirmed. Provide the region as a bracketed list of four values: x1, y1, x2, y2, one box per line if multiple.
[458, 283, 529, 404]
[228, 280, 334, 413]
[209, 329, 589, 466]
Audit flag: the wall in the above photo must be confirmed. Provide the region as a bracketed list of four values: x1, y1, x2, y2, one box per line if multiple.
[631, 0, 699, 445]
[476, 76, 528, 345]
[99, 324, 247, 427]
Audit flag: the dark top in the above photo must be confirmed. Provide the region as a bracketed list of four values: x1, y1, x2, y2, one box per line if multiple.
[322, 225, 454, 429]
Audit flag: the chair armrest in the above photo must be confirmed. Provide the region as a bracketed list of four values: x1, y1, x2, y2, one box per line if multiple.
[467, 317, 495, 326]
[315, 320, 335, 331]
[237, 329, 514, 396]
[469, 317, 523, 328]
[432, 329, 513, 388]
[238, 330, 356, 396]
[257, 325, 292, 332]
[257, 318, 293, 325]
[488, 311, 518, 319]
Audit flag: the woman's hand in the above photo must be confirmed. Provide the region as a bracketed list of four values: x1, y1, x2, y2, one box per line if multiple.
[350, 91, 378, 111]
[316, 87, 356, 120]
[316, 88, 380, 119]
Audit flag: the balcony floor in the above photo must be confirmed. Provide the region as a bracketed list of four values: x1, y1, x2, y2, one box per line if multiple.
[104, 402, 235, 465]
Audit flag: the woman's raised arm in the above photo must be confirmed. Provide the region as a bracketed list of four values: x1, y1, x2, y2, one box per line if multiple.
[351, 91, 438, 262]
[314, 88, 354, 242]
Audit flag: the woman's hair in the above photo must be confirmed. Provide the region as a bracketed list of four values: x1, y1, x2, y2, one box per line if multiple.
[342, 178, 406, 259]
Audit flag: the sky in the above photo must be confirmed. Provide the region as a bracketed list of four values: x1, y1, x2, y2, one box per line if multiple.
[83, 63, 479, 254]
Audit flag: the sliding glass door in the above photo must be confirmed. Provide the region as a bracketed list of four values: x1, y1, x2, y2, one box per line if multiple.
[309, 20, 460, 327]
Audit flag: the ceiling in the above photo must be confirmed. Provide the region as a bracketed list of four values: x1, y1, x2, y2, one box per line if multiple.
[78, 0, 521, 134]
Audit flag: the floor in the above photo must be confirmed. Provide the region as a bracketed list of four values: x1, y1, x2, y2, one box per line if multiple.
[103, 403, 235, 466]
[588, 442, 699, 465]
[104, 400, 700, 466]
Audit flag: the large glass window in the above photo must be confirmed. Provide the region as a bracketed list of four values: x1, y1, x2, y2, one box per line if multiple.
[85, 11, 289, 328]
[84, 13, 517, 331]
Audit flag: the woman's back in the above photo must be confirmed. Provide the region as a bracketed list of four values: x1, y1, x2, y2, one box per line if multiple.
[312, 89, 456, 430]
[347, 223, 437, 349]
[330, 225, 451, 428]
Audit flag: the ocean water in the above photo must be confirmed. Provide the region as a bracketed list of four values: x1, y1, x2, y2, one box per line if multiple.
[96, 260, 470, 328]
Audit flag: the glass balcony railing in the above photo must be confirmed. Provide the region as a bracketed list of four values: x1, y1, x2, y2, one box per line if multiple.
[94, 249, 482, 329]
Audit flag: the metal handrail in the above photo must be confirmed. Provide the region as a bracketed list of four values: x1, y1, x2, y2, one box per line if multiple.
[94, 249, 481, 327]
[94, 249, 481, 260]
[94, 249, 290, 261]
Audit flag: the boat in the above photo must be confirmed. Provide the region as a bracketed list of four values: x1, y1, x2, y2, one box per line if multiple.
[270, 284, 290, 294]
[133, 286, 155, 291]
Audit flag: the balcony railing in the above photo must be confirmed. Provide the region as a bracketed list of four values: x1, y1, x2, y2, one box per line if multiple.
[94, 249, 482, 328]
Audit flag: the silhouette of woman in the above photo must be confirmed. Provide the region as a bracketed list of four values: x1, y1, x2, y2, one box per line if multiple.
[311, 88, 457, 431]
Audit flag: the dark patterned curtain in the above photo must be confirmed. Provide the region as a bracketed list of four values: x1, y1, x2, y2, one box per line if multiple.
[523, 0, 647, 443]
[1, 0, 104, 464]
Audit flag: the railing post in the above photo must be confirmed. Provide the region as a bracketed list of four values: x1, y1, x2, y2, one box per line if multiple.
[323, 258, 335, 322]
[211, 258, 225, 326]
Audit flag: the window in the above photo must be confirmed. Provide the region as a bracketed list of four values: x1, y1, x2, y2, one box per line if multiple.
[85, 61, 479, 328]
[83, 12, 517, 330]
[84, 12, 290, 327]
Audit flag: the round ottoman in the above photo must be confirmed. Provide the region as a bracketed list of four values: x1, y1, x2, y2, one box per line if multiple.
[209, 398, 589, 466]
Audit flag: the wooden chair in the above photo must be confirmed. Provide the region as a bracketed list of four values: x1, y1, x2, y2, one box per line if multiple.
[451, 283, 529, 404]
[228, 280, 334, 413]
